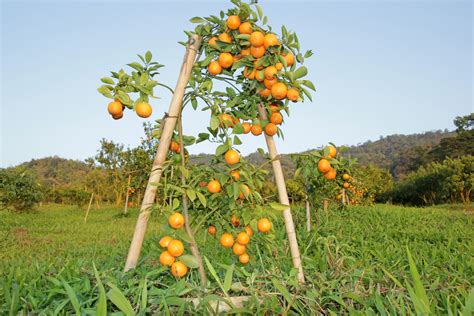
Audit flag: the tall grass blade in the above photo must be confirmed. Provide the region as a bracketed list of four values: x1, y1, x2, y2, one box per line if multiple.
[107, 282, 135, 316]
[92, 263, 107, 316]
[405, 247, 430, 315]
[62, 280, 81, 315]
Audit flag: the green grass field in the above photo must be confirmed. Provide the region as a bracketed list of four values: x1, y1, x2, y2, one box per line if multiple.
[1, 203, 473, 314]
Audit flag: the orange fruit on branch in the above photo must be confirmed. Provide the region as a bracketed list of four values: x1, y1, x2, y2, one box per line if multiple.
[239, 184, 250, 199]
[208, 225, 217, 236]
[108, 100, 123, 116]
[264, 77, 277, 89]
[324, 168, 336, 180]
[270, 112, 283, 125]
[255, 70, 265, 82]
[286, 88, 299, 101]
[232, 243, 246, 255]
[227, 15, 241, 30]
[275, 62, 283, 71]
[265, 123, 278, 136]
[245, 226, 253, 237]
[240, 48, 250, 56]
[220, 113, 234, 127]
[327, 145, 337, 158]
[159, 236, 173, 248]
[171, 261, 188, 277]
[239, 253, 250, 264]
[264, 66, 277, 80]
[112, 112, 123, 120]
[168, 212, 185, 229]
[170, 140, 180, 153]
[208, 61, 222, 75]
[230, 170, 240, 181]
[238, 22, 252, 34]
[218, 52, 233, 69]
[159, 251, 175, 266]
[249, 31, 264, 47]
[231, 214, 241, 227]
[207, 180, 221, 193]
[167, 240, 184, 257]
[250, 45, 265, 58]
[220, 233, 234, 248]
[218, 33, 232, 43]
[250, 124, 262, 136]
[283, 52, 295, 66]
[343, 174, 350, 181]
[263, 33, 279, 49]
[242, 122, 251, 134]
[257, 218, 272, 233]
[343, 182, 350, 189]
[236, 232, 250, 245]
[318, 159, 331, 174]
[135, 102, 152, 118]
[208, 37, 218, 45]
[224, 149, 240, 165]
[271, 82, 288, 100]
[259, 88, 271, 98]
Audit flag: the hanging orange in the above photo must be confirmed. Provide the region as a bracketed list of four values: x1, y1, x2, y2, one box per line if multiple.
[259, 88, 271, 98]
[208, 61, 222, 75]
[171, 261, 188, 277]
[324, 168, 336, 180]
[168, 212, 185, 229]
[264, 66, 277, 80]
[207, 180, 221, 193]
[135, 102, 152, 118]
[220, 233, 234, 248]
[263, 33, 279, 48]
[283, 52, 295, 66]
[239, 184, 250, 199]
[286, 88, 299, 101]
[239, 253, 250, 264]
[238, 22, 252, 34]
[108, 100, 123, 116]
[271, 82, 287, 100]
[224, 149, 240, 165]
[208, 225, 217, 235]
[159, 236, 173, 248]
[264, 78, 277, 89]
[226, 15, 241, 30]
[236, 232, 250, 245]
[250, 46, 265, 58]
[230, 170, 240, 181]
[167, 239, 184, 257]
[343, 174, 350, 181]
[251, 124, 262, 136]
[327, 145, 337, 158]
[232, 243, 246, 255]
[208, 37, 218, 45]
[318, 159, 331, 174]
[249, 31, 264, 46]
[257, 218, 272, 233]
[159, 251, 175, 266]
[218, 33, 232, 43]
[265, 123, 278, 136]
[218, 52, 233, 69]
[242, 122, 251, 134]
[245, 226, 253, 237]
[270, 112, 283, 125]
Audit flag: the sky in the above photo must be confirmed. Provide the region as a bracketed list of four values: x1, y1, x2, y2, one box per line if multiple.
[1, 0, 472, 167]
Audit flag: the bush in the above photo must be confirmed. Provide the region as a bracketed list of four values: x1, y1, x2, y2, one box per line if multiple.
[0, 169, 43, 211]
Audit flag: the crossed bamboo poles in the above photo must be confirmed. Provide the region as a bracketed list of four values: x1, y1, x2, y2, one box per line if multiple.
[123, 35, 305, 284]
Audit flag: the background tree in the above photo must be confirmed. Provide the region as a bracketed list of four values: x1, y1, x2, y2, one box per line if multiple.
[0, 168, 43, 211]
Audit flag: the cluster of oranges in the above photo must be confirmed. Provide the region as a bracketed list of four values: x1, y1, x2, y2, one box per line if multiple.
[206, 15, 300, 103]
[169, 140, 181, 154]
[317, 145, 338, 180]
[106, 99, 152, 120]
[158, 212, 189, 277]
[208, 216, 272, 264]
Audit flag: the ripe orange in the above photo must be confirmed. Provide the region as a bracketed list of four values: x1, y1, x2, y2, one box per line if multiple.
[198, 181, 207, 188]
[167, 240, 184, 257]
[159, 251, 175, 266]
[112, 112, 123, 120]
[283, 52, 295, 66]
[271, 82, 288, 100]
[231, 214, 241, 227]
[208, 37, 218, 45]
[238, 22, 252, 34]
[343, 182, 350, 189]
[263, 33, 279, 49]
[269, 104, 279, 112]
[236, 232, 250, 245]
[232, 243, 246, 255]
[259, 88, 271, 98]
[224, 149, 240, 165]
[264, 78, 277, 89]
[136, 102, 152, 118]
[250, 31, 264, 47]
[208, 61, 222, 75]
[270, 112, 283, 125]
[257, 218, 272, 233]
[250, 45, 265, 58]
[242, 122, 251, 134]
[171, 261, 188, 277]
[168, 212, 185, 229]
[207, 180, 221, 193]
[264, 66, 277, 80]
[240, 49, 250, 57]
[218, 52, 233, 69]
[159, 236, 173, 248]
[230, 170, 240, 181]
[318, 159, 331, 174]
[324, 168, 336, 180]
[170, 140, 179, 152]
[251, 124, 262, 136]
[239, 184, 250, 199]
[265, 123, 278, 136]
[286, 88, 299, 101]
[255, 70, 265, 82]
[220, 233, 234, 248]
[275, 62, 283, 71]
[220, 113, 234, 127]
[239, 253, 250, 264]
[245, 226, 253, 237]
[208, 225, 217, 235]
[108, 100, 123, 116]
[218, 33, 232, 43]
[327, 145, 337, 158]
[227, 15, 241, 30]
[343, 174, 350, 181]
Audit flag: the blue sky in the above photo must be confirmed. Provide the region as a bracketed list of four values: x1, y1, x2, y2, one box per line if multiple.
[1, 0, 472, 167]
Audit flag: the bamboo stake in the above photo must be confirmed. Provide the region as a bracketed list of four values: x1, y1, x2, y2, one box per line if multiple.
[257, 104, 305, 284]
[124, 35, 202, 272]
[178, 116, 207, 287]
[124, 174, 132, 215]
[305, 196, 311, 232]
[84, 193, 94, 222]
[342, 188, 346, 205]
[323, 199, 329, 211]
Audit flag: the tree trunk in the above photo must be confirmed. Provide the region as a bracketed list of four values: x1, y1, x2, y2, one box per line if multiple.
[257, 104, 305, 284]
[124, 35, 202, 272]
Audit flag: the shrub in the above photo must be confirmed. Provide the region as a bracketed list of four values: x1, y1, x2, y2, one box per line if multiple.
[0, 169, 43, 211]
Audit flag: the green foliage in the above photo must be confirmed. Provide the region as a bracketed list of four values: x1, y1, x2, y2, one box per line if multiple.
[0, 204, 472, 313]
[390, 155, 473, 205]
[354, 164, 393, 202]
[285, 179, 305, 203]
[0, 169, 43, 211]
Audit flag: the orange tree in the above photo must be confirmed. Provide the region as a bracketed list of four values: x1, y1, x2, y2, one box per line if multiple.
[97, 0, 314, 283]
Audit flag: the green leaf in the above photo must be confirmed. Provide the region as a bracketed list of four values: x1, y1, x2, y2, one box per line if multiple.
[269, 202, 289, 211]
[293, 66, 308, 80]
[127, 62, 144, 72]
[93, 263, 107, 316]
[107, 283, 135, 316]
[233, 136, 242, 146]
[145, 51, 152, 63]
[179, 255, 199, 269]
[301, 80, 316, 91]
[232, 123, 244, 134]
[190, 17, 205, 23]
[215, 144, 229, 156]
[101, 77, 114, 85]
[204, 257, 226, 294]
[406, 247, 431, 315]
[186, 189, 196, 202]
[223, 264, 234, 293]
[62, 281, 81, 315]
[462, 287, 474, 316]
[140, 278, 147, 312]
[210, 115, 220, 131]
[196, 191, 207, 207]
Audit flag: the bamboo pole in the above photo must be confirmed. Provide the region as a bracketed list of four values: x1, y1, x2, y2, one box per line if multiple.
[124, 173, 131, 215]
[323, 199, 329, 211]
[342, 188, 346, 205]
[178, 116, 207, 287]
[257, 104, 305, 283]
[124, 35, 202, 272]
[84, 193, 94, 222]
[305, 196, 311, 232]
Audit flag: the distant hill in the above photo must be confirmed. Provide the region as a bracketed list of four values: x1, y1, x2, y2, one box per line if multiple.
[7, 129, 464, 186]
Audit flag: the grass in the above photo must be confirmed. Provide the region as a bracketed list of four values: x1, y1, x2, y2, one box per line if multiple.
[0, 203, 473, 314]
